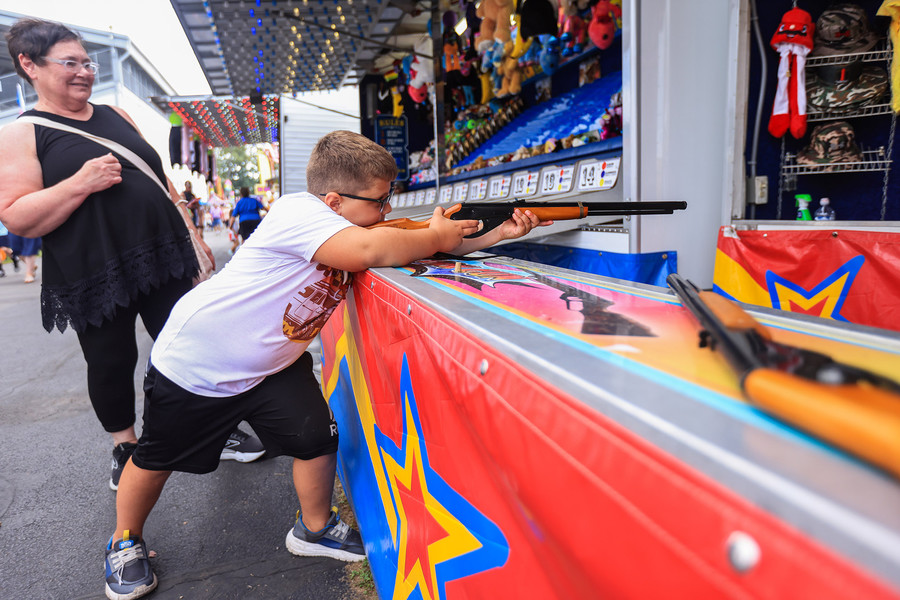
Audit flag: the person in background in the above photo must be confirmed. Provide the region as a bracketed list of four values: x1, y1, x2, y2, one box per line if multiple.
[0, 18, 263, 493]
[181, 180, 204, 239]
[228, 186, 265, 246]
[8, 232, 40, 283]
[0, 219, 20, 277]
[104, 129, 550, 599]
[208, 201, 223, 232]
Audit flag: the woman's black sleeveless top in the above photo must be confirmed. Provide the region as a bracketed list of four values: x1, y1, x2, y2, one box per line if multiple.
[21, 105, 198, 333]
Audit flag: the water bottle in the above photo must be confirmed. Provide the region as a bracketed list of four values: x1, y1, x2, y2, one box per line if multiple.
[795, 194, 812, 221]
[814, 197, 836, 221]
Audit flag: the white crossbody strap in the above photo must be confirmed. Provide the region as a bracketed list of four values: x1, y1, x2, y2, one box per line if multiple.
[18, 115, 170, 196]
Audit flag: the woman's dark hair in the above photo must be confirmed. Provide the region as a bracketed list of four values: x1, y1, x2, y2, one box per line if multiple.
[6, 18, 82, 84]
[240, 187, 251, 197]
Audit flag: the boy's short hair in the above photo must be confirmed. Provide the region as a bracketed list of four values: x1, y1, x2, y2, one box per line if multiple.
[307, 130, 398, 196]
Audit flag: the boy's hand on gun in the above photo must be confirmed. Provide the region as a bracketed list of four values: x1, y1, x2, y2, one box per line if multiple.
[496, 208, 550, 241]
[427, 206, 480, 252]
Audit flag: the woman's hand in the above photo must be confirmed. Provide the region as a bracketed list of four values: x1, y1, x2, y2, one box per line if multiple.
[75, 153, 122, 195]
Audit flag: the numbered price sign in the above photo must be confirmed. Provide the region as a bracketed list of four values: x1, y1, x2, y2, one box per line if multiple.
[577, 158, 621, 191]
[487, 175, 511, 199]
[539, 165, 575, 195]
[469, 179, 488, 201]
[511, 171, 539, 197]
[424, 188, 436, 205]
[439, 186, 453, 203]
[452, 183, 468, 203]
[414, 190, 426, 205]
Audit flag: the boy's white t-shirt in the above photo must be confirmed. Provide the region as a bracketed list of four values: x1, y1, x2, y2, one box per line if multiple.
[151, 192, 355, 397]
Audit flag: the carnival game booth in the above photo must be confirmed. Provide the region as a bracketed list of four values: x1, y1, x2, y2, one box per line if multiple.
[166, 2, 900, 597]
[320, 256, 900, 599]
[723, 0, 900, 333]
[356, 0, 688, 287]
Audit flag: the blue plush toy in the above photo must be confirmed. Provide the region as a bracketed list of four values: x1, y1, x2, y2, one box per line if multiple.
[539, 36, 560, 75]
[521, 36, 541, 67]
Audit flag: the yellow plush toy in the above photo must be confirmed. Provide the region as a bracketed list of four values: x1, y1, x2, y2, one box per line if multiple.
[480, 70, 494, 104]
[497, 42, 523, 97]
[511, 14, 533, 58]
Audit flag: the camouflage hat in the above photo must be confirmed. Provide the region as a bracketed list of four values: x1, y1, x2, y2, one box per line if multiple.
[796, 121, 863, 167]
[810, 4, 880, 56]
[816, 58, 862, 84]
[806, 65, 888, 113]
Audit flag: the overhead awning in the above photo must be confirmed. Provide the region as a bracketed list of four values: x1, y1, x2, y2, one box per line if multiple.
[151, 94, 279, 147]
[169, 0, 431, 96]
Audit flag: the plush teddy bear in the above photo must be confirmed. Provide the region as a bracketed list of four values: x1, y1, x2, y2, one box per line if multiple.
[588, 0, 622, 50]
[496, 41, 523, 96]
[407, 54, 434, 104]
[558, 0, 589, 56]
[476, 0, 515, 51]
[510, 145, 531, 161]
[539, 35, 561, 74]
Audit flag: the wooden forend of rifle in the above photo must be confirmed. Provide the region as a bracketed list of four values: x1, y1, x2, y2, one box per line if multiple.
[698, 290, 772, 340]
[744, 368, 900, 478]
[368, 217, 432, 230]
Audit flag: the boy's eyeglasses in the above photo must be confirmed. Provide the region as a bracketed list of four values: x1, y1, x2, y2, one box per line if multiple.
[318, 183, 394, 212]
[42, 57, 100, 75]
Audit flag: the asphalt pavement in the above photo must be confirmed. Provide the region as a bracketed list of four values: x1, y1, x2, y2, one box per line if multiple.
[0, 229, 361, 600]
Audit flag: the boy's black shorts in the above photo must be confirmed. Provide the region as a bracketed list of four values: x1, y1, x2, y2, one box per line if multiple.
[133, 352, 339, 474]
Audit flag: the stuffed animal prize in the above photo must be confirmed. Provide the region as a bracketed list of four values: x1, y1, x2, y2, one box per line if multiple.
[768, 7, 815, 139]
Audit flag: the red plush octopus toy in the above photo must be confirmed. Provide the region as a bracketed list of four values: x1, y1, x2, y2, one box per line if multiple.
[768, 7, 815, 139]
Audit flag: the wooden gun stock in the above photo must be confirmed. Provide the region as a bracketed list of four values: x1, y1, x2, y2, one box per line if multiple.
[745, 369, 900, 478]
[668, 273, 900, 478]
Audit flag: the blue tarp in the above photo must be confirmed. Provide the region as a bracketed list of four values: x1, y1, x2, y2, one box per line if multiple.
[488, 241, 677, 287]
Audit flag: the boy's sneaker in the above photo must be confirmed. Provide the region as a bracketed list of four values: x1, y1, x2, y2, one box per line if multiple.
[219, 426, 266, 463]
[109, 442, 137, 491]
[286, 507, 366, 562]
[105, 531, 157, 600]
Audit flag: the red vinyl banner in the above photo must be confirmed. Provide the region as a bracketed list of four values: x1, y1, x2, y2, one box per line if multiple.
[319, 259, 900, 600]
[714, 227, 900, 332]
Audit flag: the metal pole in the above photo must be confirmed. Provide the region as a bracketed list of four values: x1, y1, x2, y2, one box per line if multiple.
[431, 3, 444, 195]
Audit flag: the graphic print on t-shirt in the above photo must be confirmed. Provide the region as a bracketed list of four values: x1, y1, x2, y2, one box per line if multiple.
[283, 264, 352, 342]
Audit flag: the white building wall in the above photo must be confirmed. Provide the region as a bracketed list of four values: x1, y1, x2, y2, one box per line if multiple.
[625, 0, 744, 288]
[280, 89, 361, 196]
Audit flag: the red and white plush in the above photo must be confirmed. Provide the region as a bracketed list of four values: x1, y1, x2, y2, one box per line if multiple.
[407, 54, 434, 104]
[768, 7, 815, 139]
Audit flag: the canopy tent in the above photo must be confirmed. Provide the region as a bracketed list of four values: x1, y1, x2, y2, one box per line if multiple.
[165, 0, 433, 147]
[170, 0, 430, 96]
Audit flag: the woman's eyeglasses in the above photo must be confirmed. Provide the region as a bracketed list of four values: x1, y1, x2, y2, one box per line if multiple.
[42, 57, 100, 75]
